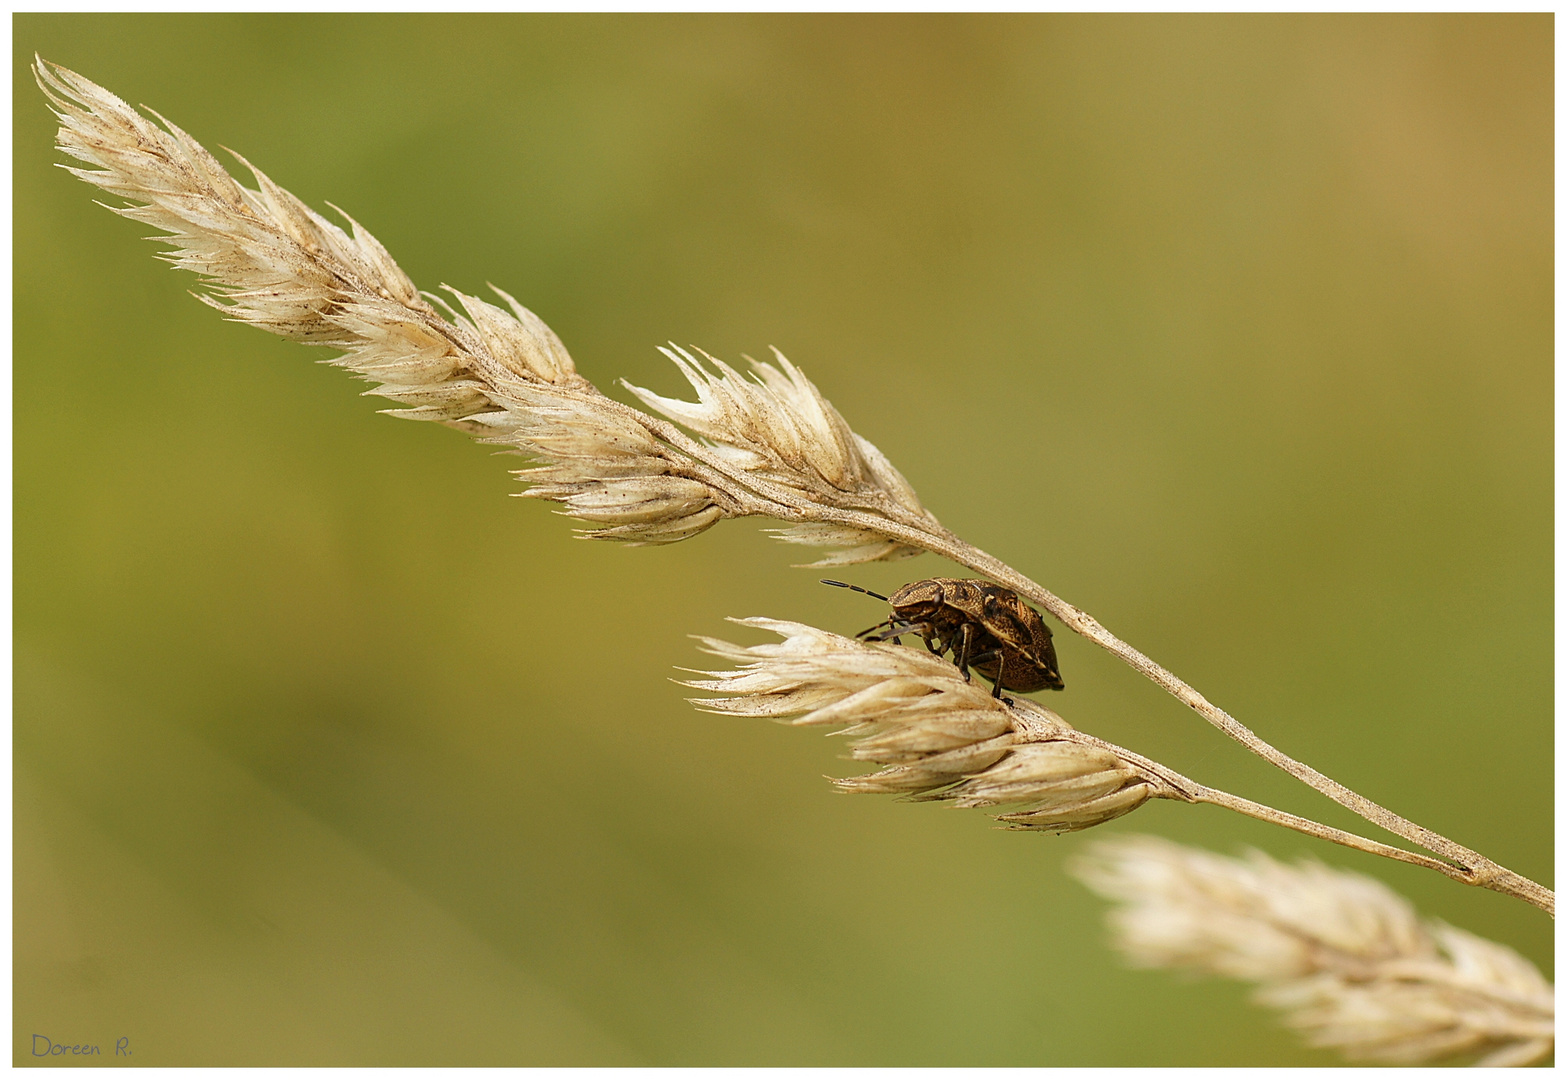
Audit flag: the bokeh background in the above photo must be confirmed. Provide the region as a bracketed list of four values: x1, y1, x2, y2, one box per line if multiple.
[14, 14, 1552, 1066]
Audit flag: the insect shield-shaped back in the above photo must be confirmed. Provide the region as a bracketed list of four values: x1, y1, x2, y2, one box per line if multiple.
[824, 578, 1064, 695]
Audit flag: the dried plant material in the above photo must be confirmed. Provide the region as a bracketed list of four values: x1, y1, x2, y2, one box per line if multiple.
[936, 742, 1151, 832]
[685, 618, 1158, 831]
[34, 58, 926, 562]
[685, 624, 1510, 893]
[1072, 835, 1554, 1066]
[38, 62, 575, 408]
[462, 382, 732, 544]
[625, 347, 936, 565]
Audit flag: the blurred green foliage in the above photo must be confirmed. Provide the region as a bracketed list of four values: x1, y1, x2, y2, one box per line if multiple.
[14, 13, 1551, 1066]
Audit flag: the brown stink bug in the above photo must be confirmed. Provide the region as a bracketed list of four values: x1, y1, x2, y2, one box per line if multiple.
[823, 578, 1065, 696]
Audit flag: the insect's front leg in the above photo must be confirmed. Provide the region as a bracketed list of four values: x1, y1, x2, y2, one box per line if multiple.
[862, 619, 929, 645]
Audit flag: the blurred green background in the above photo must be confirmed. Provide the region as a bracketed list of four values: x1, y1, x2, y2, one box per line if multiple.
[14, 14, 1552, 1066]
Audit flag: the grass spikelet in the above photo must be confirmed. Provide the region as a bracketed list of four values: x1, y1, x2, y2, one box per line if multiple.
[1072, 835, 1555, 1066]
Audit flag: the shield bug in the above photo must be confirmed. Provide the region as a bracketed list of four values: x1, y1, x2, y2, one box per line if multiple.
[823, 578, 1065, 696]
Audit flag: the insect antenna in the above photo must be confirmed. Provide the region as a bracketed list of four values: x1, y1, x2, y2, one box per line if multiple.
[820, 579, 890, 602]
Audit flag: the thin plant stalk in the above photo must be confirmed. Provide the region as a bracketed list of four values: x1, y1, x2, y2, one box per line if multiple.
[1058, 727, 1512, 886]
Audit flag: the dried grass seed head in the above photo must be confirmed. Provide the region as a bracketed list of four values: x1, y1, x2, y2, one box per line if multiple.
[36, 58, 740, 547]
[687, 617, 1153, 830]
[626, 348, 937, 566]
[35, 59, 588, 406]
[934, 740, 1151, 832]
[1071, 835, 1554, 1066]
[40, 58, 950, 563]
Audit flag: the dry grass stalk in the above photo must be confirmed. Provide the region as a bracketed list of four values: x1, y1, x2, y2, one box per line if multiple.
[1072, 836, 1554, 1066]
[36, 57, 1552, 916]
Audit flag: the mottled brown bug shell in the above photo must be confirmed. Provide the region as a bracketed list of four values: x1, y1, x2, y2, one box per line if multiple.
[869, 578, 1064, 693]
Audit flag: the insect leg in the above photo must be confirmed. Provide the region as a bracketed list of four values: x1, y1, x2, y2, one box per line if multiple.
[967, 648, 1008, 699]
[952, 622, 977, 682]
[861, 620, 927, 644]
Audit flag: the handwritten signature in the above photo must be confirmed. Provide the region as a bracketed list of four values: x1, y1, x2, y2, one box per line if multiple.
[31, 1035, 130, 1057]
